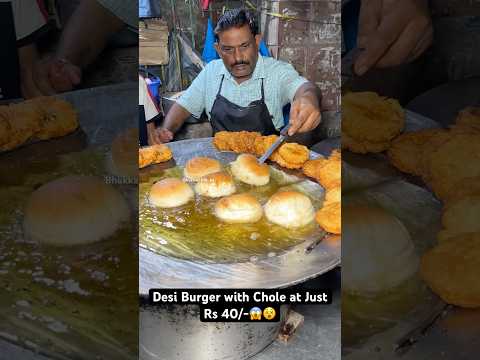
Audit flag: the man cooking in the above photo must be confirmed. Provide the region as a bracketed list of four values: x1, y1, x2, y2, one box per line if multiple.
[153, 8, 321, 143]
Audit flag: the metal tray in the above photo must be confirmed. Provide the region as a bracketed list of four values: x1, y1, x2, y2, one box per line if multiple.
[139, 138, 341, 291]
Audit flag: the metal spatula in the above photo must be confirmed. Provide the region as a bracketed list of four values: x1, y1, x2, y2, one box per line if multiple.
[258, 124, 291, 164]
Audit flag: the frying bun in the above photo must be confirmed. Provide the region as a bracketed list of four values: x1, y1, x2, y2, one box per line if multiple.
[149, 178, 194, 208]
[265, 191, 315, 228]
[194, 172, 236, 198]
[23, 175, 129, 246]
[231, 154, 270, 186]
[184, 157, 222, 181]
[214, 193, 263, 223]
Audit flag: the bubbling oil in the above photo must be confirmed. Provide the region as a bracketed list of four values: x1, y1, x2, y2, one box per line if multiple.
[139, 166, 324, 263]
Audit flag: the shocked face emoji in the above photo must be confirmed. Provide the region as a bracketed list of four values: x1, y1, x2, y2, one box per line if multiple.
[249, 307, 262, 320]
[263, 307, 276, 320]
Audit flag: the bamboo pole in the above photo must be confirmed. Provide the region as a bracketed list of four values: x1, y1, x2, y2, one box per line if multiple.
[188, 0, 196, 49]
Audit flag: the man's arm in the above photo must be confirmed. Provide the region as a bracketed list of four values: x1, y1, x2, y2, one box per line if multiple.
[162, 103, 192, 133]
[289, 82, 322, 135]
[277, 61, 322, 135]
[56, 0, 125, 68]
[151, 103, 192, 143]
[33, 0, 125, 94]
[158, 66, 208, 142]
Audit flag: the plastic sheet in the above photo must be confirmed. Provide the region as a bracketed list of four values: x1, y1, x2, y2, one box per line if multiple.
[165, 32, 203, 92]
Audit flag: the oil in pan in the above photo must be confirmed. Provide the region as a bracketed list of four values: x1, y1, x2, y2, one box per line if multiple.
[139, 165, 324, 263]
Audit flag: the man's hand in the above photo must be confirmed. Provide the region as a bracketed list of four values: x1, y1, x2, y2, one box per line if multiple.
[48, 58, 82, 92]
[354, 0, 433, 75]
[288, 97, 321, 136]
[33, 56, 82, 95]
[147, 123, 174, 144]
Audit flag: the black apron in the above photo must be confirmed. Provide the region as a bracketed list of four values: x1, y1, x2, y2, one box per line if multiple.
[0, 2, 21, 101]
[210, 75, 278, 135]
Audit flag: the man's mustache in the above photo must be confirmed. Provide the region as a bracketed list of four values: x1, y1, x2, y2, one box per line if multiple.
[233, 61, 249, 66]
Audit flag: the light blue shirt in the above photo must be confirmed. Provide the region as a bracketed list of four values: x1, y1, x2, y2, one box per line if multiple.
[176, 55, 309, 130]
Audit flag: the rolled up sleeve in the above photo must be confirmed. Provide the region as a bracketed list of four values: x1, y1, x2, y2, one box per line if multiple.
[176, 68, 207, 119]
[278, 63, 309, 105]
[10, 0, 47, 43]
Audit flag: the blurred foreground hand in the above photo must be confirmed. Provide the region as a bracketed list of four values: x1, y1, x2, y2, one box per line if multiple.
[354, 0, 433, 75]
[33, 56, 82, 95]
[147, 123, 174, 145]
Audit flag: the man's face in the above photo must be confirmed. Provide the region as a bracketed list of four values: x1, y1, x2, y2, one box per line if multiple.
[215, 24, 261, 81]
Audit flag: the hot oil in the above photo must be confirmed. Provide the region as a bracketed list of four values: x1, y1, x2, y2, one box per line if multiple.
[139, 166, 324, 263]
[0, 146, 138, 359]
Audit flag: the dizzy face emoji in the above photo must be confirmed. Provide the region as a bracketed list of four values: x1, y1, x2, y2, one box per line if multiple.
[249, 307, 262, 320]
[263, 307, 276, 320]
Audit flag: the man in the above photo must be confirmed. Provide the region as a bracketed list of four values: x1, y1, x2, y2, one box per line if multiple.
[0, 0, 49, 100]
[155, 8, 322, 143]
[32, 0, 137, 95]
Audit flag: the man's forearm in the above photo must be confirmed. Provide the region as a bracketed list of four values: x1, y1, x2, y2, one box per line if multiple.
[163, 103, 192, 133]
[146, 121, 156, 135]
[293, 82, 321, 108]
[56, 0, 124, 67]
